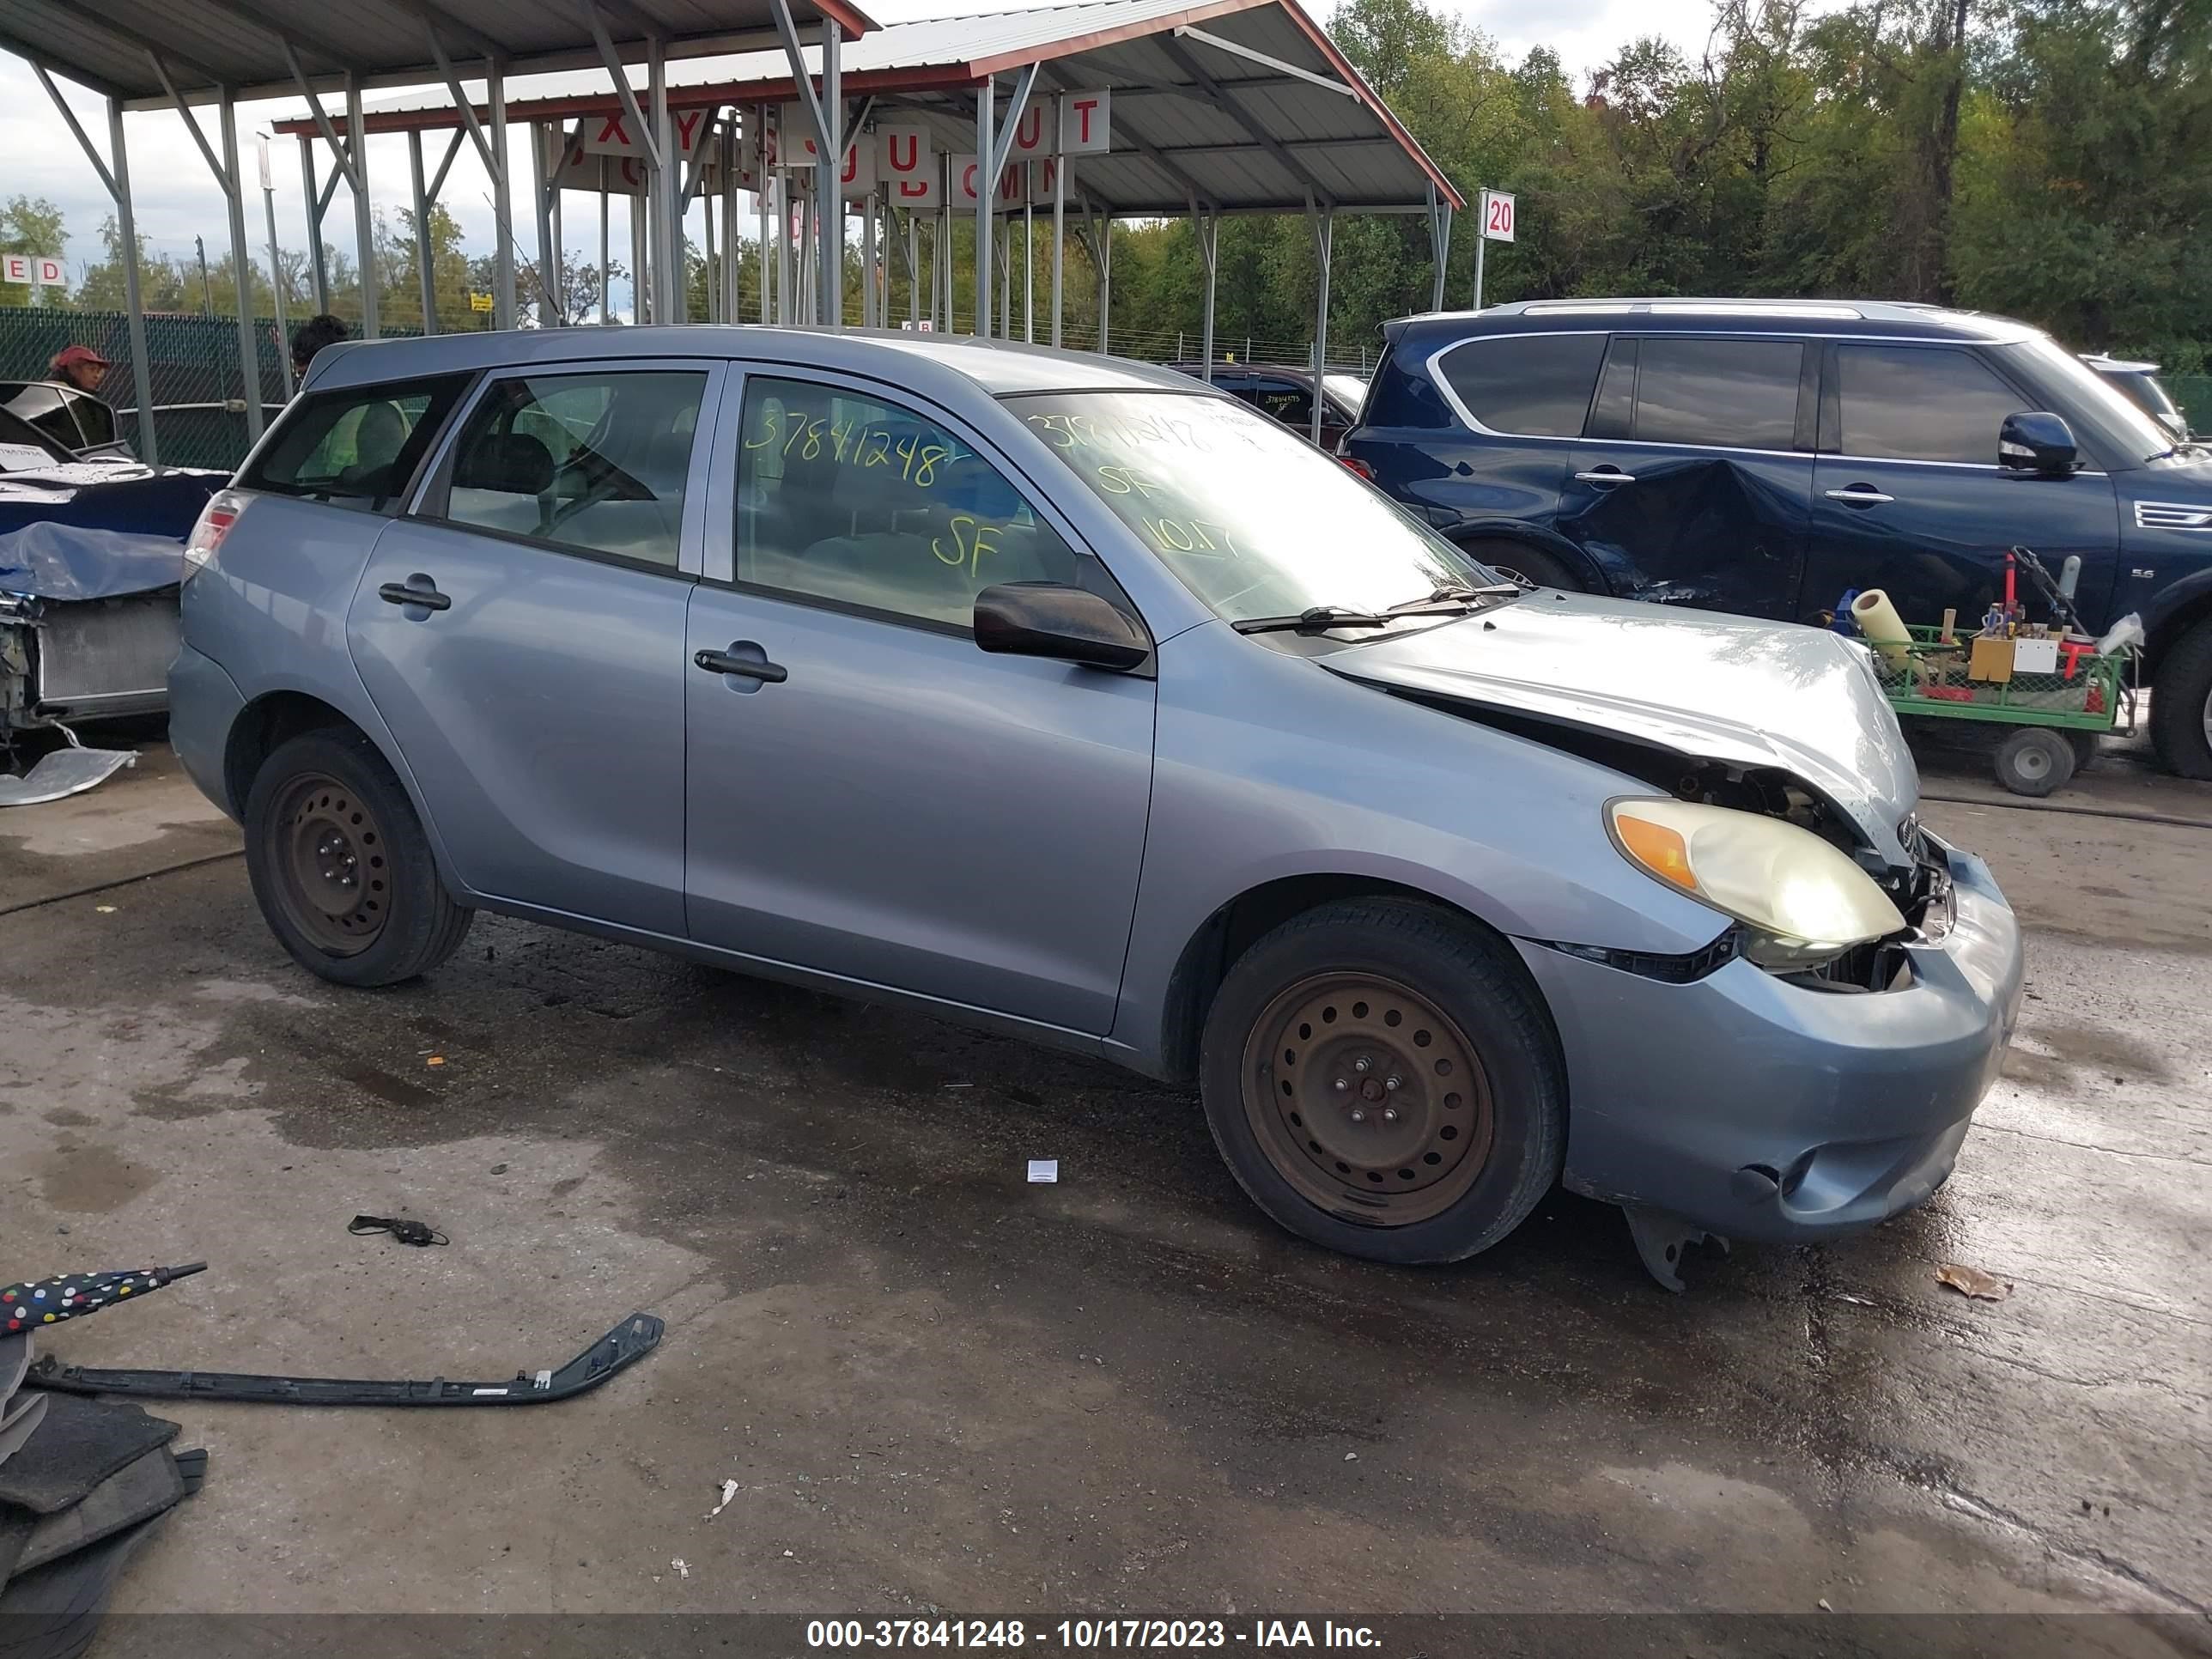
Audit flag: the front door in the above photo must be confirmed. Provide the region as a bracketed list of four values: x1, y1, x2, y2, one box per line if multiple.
[683, 371, 1156, 1034]
[1555, 334, 1815, 617]
[346, 362, 716, 936]
[1804, 342, 2122, 632]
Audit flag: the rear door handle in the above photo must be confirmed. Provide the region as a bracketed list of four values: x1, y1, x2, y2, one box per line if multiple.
[378, 579, 451, 611]
[1825, 485, 1895, 507]
[694, 647, 788, 684]
[1574, 467, 1635, 485]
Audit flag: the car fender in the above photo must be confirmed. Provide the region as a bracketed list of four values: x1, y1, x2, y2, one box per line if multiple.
[1443, 519, 1614, 592]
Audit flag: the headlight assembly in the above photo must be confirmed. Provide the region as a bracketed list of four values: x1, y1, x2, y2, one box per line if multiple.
[1607, 798, 1905, 972]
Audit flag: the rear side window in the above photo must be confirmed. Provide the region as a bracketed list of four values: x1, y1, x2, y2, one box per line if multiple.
[245, 374, 471, 510]
[1833, 346, 2024, 465]
[439, 370, 707, 570]
[1632, 338, 1802, 449]
[1437, 335, 1607, 436]
[1246, 379, 1315, 428]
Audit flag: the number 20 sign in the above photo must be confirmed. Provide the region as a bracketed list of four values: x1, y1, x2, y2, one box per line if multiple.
[1480, 191, 1516, 243]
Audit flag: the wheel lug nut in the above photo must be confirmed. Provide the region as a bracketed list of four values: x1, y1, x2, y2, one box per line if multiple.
[1353, 1057, 1370, 1073]
[1334, 1079, 1349, 1092]
[1385, 1077, 1401, 1091]
[1348, 1109, 1364, 1122]
[1382, 1109, 1398, 1123]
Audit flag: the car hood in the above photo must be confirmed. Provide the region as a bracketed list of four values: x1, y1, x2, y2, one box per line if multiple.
[1325, 592, 1920, 866]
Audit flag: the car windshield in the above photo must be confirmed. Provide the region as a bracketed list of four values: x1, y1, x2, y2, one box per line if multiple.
[2008, 336, 2178, 463]
[1323, 374, 1369, 414]
[1014, 390, 1489, 626]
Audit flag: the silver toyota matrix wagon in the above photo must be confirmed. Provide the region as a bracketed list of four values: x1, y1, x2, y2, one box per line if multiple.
[168, 328, 2023, 1289]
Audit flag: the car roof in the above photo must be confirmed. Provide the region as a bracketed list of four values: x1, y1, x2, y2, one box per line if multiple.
[1382, 299, 2043, 347]
[302, 325, 1217, 404]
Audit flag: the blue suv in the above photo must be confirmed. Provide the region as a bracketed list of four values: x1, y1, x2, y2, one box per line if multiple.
[1343, 300, 2212, 777]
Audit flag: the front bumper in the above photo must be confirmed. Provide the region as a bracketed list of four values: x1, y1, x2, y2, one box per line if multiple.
[1516, 832, 2023, 1244]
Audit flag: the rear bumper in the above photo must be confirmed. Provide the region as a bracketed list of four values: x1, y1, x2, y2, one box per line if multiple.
[1517, 835, 2023, 1244]
[167, 641, 246, 819]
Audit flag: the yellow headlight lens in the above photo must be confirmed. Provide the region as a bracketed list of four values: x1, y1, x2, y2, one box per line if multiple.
[1607, 798, 1905, 960]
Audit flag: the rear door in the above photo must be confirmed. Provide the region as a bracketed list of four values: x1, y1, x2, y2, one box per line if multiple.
[1555, 334, 1815, 617]
[346, 361, 717, 936]
[1413, 331, 1608, 539]
[1806, 342, 2121, 630]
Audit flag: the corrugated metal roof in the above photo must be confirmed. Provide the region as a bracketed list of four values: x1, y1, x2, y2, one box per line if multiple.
[266, 0, 1460, 213]
[0, 0, 872, 106]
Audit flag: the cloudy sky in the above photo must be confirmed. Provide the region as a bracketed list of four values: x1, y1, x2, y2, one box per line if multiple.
[1, 0, 1725, 313]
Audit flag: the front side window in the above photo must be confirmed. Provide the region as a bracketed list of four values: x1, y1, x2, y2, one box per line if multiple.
[1018, 392, 1484, 627]
[441, 370, 705, 569]
[1437, 334, 1607, 437]
[1833, 346, 2023, 465]
[1632, 337, 1803, 449]
[244, 374, 472, 511]
[734, 376, 1083, 628]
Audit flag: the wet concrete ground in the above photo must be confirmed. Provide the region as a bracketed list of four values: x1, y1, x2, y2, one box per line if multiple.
[1, 733, 2206, 1633]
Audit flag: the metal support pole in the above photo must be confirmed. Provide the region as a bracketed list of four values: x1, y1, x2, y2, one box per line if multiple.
[648, 37, 677, 324]
[1426, 184, 1451, 313]
[343, 76, 376, 338]
[490, 65, 515, 328]
[599, 190, 611, 324]
[1471, 189, 1487, 312]
[298, 134, 329, 313]
[110, 100, 156, 464]
[1024, 195, 1033, 343]
[408, 130, 437, 334]
[1050, 155, 1066, 348]
[817, 29, 841, 328]
[631, 191, 648, 322]
[935, 203, 949, 331]
[861, 189, 876, 327]
[1098, 215, 1111, 354]
[1310, 204, 1333, 446]
[999, 220, 1010, 337]
[720, 117, 740, 324]
[973, 79, 993, 337]
[908, 209, 920, 325]
[216, 88, 264, 442]
[260, 143, 293, 395]
[1197, 210, 1217, 382]
[532, 125, 559, 326]
[550, 161, 564, 319]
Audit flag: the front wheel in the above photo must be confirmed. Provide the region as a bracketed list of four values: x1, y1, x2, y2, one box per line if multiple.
[1199, 899, 1565, 1264]
[2148, 617, 2212, 779]
[1460, 538, 1586, 593]
[242, 726, 474, 987]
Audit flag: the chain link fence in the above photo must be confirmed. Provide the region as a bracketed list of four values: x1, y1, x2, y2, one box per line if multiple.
[2167, 374, 2210, 431]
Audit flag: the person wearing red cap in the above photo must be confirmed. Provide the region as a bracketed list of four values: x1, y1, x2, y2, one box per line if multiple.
[46, 345, 118, 448]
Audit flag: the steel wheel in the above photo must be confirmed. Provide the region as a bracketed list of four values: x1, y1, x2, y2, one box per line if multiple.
[263, 770, 390, 956]
[1241, 972, 1497, 1225]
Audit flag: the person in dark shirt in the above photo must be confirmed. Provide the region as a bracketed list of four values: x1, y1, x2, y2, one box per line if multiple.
[46, 345, 118, 447]
[291, 314, 351, 383]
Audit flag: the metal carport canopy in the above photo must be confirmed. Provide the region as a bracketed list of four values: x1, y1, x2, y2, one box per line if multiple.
[0, 0, 872, 105]
[273, 0, 1463, 217]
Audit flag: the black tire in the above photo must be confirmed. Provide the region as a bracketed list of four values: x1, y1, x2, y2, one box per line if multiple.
[2148, 617, 2212, 780]
[1461, 538, 1586, 593]
[2065, 729, 2101, 773]
[242, 726, 473, 987]
[1994, 726, 2076, 798]
[1198, 898, 1565, 1265]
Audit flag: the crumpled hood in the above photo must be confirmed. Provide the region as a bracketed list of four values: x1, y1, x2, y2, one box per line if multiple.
[1327, 592, 1921, 866]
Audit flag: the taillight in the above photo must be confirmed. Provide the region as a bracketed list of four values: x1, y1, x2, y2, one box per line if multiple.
[184, 489, 246, 579]
[1340, 456, 1375, 481]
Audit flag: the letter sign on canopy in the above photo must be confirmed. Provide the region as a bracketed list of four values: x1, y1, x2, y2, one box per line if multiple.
[950, 155, 1024, 211]
[583, 109, 709, 160]
[881, 124, 940, 207]
[1007, 96, 1054, 161]
[1059, 90, 1110, 155]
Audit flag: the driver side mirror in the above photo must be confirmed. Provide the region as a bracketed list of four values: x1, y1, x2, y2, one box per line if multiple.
[1999, 411, 2078, 477]
[975, 582, 1150, 672]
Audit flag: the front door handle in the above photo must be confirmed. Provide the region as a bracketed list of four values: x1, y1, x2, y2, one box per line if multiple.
[694, 647, 788, 684]
[1825, 485, 1896, 507]
[378, 578, 452, 612]
[1575, 466, 1636, 485]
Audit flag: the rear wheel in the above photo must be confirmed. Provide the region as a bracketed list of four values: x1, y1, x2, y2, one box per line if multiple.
[243, 727, 472, 987]
[2148, 617, 2212, 779]
[1461, 538, 1585, 593]
[1199, 899, 1565, 1264]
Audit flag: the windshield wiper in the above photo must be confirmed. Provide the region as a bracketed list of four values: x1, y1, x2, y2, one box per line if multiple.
[1232, 602, 1479, 635]
[1391, 582, 1521, 610]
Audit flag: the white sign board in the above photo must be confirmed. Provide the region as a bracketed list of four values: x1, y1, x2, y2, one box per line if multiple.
[1480, 189, 1516, 242]
[1059, 90, 1110, 155]
[838, 139, 877, 199]
[881, 125, 940, 207]
[950, 154, 1025, 212]
[580, 108, 713, 161]
[1006, 97, 1054, 161]
[1, 252, 64, 286]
